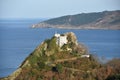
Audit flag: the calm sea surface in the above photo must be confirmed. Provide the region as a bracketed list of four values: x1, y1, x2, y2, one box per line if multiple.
[0, 20, 120, 77]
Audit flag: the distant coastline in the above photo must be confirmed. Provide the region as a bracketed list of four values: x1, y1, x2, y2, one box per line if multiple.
[32, 10, 120, 30]
[32, 24, 120, 30]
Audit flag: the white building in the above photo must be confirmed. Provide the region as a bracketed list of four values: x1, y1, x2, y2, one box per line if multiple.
[81, 55, 90, 58]
[54, 33, 60, 37]
[54, 33, 68, 47]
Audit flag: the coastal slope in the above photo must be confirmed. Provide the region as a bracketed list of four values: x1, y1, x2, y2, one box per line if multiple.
[32, 10, 120, 29]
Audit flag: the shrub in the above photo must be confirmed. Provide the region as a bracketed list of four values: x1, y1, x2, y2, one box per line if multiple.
[106, 74, 120, 80]
[37, 61, 45, 69]
[29, 56, 38, 65]
[50, 55, 56, 61]
[56, 64, 63, 73]
[47, 37, 59, 53]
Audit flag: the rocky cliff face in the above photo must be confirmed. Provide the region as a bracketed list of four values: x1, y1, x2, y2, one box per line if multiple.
[32, 10, 120, 29]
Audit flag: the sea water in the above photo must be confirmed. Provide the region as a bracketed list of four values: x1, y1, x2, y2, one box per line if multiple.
[0, 19, 120, 77]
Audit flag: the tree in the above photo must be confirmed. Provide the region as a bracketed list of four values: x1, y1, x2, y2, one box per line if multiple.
[56, 64, 63, 73]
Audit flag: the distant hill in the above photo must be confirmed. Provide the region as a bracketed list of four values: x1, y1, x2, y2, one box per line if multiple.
[32, 10, 120, 29]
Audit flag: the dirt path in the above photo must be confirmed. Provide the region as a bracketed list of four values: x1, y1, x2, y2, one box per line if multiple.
[54, 57, 78, 63]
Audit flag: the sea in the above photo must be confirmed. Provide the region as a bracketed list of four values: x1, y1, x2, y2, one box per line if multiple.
[0, 19, 120, 78]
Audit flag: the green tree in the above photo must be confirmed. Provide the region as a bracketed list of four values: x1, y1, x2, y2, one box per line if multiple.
[37, 61, 45, 69]
[56, 64, 63, 73]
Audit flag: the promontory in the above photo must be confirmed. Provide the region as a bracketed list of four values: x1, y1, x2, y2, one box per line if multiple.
[1, 32, 120, 80]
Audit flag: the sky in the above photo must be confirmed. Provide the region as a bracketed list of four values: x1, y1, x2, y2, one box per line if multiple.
[0, 0, 120, 19]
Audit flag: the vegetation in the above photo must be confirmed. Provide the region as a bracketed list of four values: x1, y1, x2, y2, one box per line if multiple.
[56, 64, 63, 73]
[45, 12, 104, 26]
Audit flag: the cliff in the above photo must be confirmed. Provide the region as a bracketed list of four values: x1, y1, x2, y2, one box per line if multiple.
[32, 10, 120, 29]
[1, 32, 120, 80]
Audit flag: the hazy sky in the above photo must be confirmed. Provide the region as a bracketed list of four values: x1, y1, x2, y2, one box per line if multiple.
[0, 0, 120, 19]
